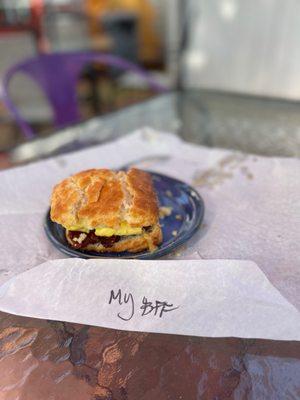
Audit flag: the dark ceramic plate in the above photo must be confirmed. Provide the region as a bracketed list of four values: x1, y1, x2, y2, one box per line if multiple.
[44, 172, 205, 259]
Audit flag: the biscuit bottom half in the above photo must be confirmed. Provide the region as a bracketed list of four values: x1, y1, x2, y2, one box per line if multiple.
[66, 224, 162, 253]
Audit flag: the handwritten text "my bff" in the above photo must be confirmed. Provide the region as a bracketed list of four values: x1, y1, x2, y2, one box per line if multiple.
[108, 289, 179, 321]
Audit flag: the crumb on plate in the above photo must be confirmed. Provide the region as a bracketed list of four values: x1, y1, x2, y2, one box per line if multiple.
[159, 206, 173, 218]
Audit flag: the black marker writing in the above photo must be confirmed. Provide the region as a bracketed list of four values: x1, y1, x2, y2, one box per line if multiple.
[108, 289, 134, 321]
[108, 290, 179, 320]
[140, 297, 179, 318]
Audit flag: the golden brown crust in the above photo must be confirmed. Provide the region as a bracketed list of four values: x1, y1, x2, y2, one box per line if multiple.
[66, 224, 162, 253]
[125, 169, 160, 227]
[50, 168, 160, 230]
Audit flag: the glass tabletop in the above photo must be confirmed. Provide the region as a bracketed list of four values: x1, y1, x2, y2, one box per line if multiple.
[2, 90, 300, 399]
[1, 312, 300, 399]
[10, 89, 300, 164]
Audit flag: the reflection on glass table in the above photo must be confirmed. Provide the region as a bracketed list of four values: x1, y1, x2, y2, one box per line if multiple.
[0, 312, 300, 399]
[10, 90, 300, 164]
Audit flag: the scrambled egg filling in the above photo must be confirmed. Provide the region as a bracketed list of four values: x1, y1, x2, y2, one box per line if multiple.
[67, 221, 142, 237]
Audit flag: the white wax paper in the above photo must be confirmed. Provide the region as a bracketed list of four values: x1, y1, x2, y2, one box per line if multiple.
[0, 128, 299, 340]
[1, 259, 300, 341]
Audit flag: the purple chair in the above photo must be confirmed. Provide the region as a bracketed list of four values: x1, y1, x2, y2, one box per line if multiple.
[2, 52, 166, 139]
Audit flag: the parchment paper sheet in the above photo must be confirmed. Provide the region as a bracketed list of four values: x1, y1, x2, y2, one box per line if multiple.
[1, 259, 300, 341]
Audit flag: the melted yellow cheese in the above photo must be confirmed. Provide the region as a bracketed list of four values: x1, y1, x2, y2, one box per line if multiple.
[68, 226, 89, 233]
[95, 227, 115, 236]
[95, 225, 142, 237]
[66, 222, 142, 237]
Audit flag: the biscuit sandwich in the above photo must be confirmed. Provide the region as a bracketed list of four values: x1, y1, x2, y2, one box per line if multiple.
[50, 168, 162, 253]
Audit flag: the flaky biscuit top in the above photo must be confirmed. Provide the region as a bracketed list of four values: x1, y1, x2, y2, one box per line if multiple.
[50, 168, 159, 232]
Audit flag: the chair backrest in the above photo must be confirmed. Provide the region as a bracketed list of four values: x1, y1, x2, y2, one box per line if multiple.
[2, 52, 166, 139]
[0, 32, 52, 123]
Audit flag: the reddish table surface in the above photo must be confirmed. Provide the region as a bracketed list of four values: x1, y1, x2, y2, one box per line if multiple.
[0, 311, 299, 399]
